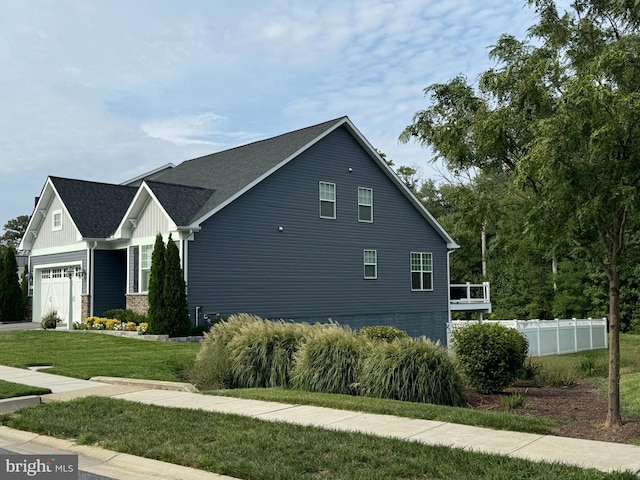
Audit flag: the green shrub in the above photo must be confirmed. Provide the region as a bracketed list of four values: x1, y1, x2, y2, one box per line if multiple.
[452, 323, 528, 394]
[189, 313, 261, 390]
[359, 325, 409, 342]
[40, 310, 62, 329]
[103, 309, 147, 324]
[291, 324, 366, 395]
[359, 337, 465, 406]
[227, 319, 312, 388]
[189, 325, 208, 336]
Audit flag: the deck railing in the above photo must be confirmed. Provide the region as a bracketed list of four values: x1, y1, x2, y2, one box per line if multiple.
[450, 282, 491, 306]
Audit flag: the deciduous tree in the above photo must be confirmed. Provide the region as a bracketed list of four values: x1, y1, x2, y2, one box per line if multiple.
[402, 0, 640, 428]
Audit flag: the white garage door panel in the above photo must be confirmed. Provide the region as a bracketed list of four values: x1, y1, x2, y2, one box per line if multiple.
[40, 267, 82, 325]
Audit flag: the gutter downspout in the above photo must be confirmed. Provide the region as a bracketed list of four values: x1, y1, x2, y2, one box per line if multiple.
[447, 249, 453, 347]
[89, 241, 97, 318]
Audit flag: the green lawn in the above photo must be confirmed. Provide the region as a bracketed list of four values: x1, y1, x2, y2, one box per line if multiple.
[0, 380, 50, 399]
[0, 330, 200, 381]
[1, 397, 634, 480]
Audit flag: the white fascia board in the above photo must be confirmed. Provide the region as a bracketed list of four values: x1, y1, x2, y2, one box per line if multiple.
[27, 244, 87, 257]
[19, 177, 84, 251]
[342, 119, 460, 249]
[112, 183, 177, 239]
[120, 163, 176, 186]
[190, 117, 349, 228]
[143, 181, 178, 232]
[112, 185, 150, 239]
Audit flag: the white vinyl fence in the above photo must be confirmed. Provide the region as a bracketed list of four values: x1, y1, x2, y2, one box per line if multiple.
[447, 318, 608, 356]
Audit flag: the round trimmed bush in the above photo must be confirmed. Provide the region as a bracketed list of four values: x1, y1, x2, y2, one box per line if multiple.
[359, 337, 465, 406]
[291, 324, 366, 395]
[452, 322, 529, 394]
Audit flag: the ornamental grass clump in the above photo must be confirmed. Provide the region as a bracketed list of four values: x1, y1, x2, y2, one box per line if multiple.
[227, 319, 313, 388]
[359, 325, 408, 343]
[359, 337, 465, 406]
[452, 322, 529, 394]
[291, 324, 366, 395]
[189, 313, 262, 390]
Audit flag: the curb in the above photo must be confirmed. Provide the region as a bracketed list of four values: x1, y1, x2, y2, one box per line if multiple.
[90, 376, 199, 392]
[0, 426, 238, 480]
[0, 395, 41, 414]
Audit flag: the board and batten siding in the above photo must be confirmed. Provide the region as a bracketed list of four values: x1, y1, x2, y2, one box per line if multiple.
[132, 199, 170, 239]
[31, 196, 79, 250]
[187, 126, 451, 342]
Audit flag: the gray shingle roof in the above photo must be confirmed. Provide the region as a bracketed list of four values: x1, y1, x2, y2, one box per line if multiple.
[50, 117, 347, 236]
[50, 177, 137, 238]
[145, 181, 215, 226]
[154, 117, 347, 222]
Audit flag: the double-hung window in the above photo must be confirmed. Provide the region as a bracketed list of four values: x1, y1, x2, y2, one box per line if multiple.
[410, 252, 433, 290]
[358, 187, 373, 222]
[364, 249, 377, 279]
[52, 210, 62, 231]
[140, 244, 153, 292]
[319, 182, 336, 219]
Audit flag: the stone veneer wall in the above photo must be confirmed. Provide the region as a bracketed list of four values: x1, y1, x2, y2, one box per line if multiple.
[126, 294, 149, 315]
[81, 295, 91, 322]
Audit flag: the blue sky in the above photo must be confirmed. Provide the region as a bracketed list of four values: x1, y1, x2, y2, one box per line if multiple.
[0, 1, 537, 231]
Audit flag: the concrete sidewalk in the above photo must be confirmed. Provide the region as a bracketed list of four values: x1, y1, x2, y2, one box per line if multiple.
[1, 365, 640, 477]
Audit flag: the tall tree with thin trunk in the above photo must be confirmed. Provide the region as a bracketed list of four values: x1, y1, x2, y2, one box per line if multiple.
[402, 0, 640, 428]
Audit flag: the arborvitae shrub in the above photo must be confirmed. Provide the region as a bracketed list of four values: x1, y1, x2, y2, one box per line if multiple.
[359, 325, 409, 342]
[147, 234, 166, 335]
[292, 324, 366, 395]
[452, 322, 529, 394]
[359, 336, 465, 406]
[163, 234, 191, 337]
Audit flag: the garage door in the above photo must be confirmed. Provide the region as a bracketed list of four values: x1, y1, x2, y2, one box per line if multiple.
[40, 267, 82, 326]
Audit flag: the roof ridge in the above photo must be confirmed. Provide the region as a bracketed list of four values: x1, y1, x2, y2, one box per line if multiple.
[177, 116, 347, 165]
[50, 176, 136, 189]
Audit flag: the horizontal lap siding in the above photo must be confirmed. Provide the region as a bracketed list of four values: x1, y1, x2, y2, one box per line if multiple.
[30, 251, 88, 293]
[188, 126, 449, 340]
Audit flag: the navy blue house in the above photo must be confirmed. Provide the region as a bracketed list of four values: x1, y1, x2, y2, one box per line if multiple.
[20, 117, 460, 343]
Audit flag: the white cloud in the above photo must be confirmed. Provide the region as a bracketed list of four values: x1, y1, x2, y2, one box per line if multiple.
[141, 113, 227, 146]
[0, 0, 540, 225]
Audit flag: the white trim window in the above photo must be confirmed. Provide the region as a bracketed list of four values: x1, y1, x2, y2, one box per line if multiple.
[411, 252, 433, 291]
[358, 187, 373, 222]
[52, 210, 62, 231]
[364, 249, 377, 279]
[319, 182, 336, 219]
[140, 244, 153, 292]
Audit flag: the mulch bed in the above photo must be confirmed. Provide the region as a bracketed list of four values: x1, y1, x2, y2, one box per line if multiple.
[466, 382, 640, 444]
